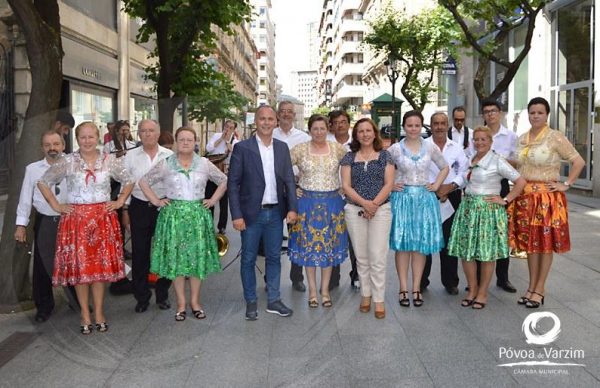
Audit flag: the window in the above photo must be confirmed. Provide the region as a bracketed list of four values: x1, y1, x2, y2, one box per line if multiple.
[260, 7, 266, 15]
[260, 21, 266, 28]
[70, 83, 116, 148]
[62, 0, 117, 30]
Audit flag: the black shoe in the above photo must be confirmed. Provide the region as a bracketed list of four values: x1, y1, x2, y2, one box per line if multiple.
[350, 279, 360, 290]
[34, 312, 50, 323]
[266, 300, 293, 317]
[497, 281, 517, 293]
[135, 301, 149, 313]
[157, 300, 171, 310]
[445, 286, 459, 295]
[292, 281, 306, 292]
[245, 302, 258, 321]
[421, 280, 430, 290]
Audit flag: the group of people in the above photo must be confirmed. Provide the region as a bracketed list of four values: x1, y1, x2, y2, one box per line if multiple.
[15, 95, 584, 333]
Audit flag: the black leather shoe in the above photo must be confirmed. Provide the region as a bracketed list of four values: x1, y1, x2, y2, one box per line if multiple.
[135, 301, 149, 313]
[445, 286, 459, 295]
[245, 302, 258, 321]
[157, 300, 171, 310]
[292, 281, 306, 292]
[497, 281, 517, 293]
[34, 312, 50, 323]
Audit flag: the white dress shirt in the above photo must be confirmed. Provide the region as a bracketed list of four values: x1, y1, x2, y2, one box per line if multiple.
[256, 136, 278, 205]
[426, 137, 469, 187]
[206, 132, 239, 155]
[326, 132, 352, 152]
[123, 145, 173, 203]
[450, 126, 472, 150]
[273, 127, 310, 150]
[16, 158, 67, 225]
[468, 124, 517, 160]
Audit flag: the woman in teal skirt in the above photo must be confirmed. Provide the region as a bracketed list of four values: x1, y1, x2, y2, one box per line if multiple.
[448, 126, 526, 309]
[139, 127, 227, 321]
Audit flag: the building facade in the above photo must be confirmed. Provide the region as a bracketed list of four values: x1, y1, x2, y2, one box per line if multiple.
[290, 70, 318, 118]
[251, 0, 277, 106]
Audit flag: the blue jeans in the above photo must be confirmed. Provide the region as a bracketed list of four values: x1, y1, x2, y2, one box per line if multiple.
[240, 207, 284, 303]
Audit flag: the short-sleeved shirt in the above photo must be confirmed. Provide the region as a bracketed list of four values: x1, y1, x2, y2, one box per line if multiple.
[465, 151, 521, 195]
[516, 127, 580, 182]
[388, 139, 448, 185]
[291, 141, 346, 192]
[340, 150, 394, 202]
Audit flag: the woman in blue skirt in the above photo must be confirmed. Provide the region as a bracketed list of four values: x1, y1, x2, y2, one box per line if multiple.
[139, 127, 227, 321]
[288, 114, 348, 308]
[388, 111, 449, 307]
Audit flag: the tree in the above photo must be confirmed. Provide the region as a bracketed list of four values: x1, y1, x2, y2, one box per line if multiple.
[0, 0, 63, 308]
[438, 0, 550, 102]
[363, 6, 460, 111]
[122, 0, 252, 131]
[187, 76, 249, 124]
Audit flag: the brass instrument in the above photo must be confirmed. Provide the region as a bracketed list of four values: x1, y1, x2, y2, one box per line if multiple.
[216, 232, 229, 257]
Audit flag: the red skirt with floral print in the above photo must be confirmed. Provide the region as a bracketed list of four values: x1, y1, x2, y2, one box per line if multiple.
[508, 181, 570, 254]
[53, 203, 126, 286]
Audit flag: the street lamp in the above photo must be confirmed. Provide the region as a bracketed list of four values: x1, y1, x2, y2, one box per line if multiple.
[384, 58, 400, 142]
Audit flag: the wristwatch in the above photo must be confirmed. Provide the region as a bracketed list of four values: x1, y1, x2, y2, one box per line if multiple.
[502, 197, 509, 205]
[563, 181, 571, 188]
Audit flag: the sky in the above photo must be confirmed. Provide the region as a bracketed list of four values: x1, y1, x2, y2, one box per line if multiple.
[271, 0, 322, 95]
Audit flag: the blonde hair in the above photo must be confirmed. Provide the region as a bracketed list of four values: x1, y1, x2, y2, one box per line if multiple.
[74, 121, 100, 139]
[472, 126, 493, 141]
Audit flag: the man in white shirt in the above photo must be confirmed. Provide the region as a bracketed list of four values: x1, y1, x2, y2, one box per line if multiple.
[327, 110, 358, 291]
[477, 99, 518, 293]
[422, 113, 469, 295]
[205, 119, 239, 234]
[15, 130, 72, 322]
[272, 101, 310, 292]
[122, 119, 174, 313]
[448, 106, 471, 152]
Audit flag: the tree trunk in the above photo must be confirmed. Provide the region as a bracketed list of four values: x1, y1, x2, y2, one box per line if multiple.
[0, 0, 62, 309]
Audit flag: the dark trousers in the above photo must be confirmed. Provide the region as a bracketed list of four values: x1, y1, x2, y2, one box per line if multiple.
[130, 197, 171, 304]
[422, 189, 461, 289]
[33, 214, 78, 313]
[491, 179, 510, 283]
[330, 235, 358, 285]
[205, 180, 228, 231]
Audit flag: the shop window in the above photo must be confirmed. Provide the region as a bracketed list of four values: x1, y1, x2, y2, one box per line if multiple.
[70, 83, 116, 148]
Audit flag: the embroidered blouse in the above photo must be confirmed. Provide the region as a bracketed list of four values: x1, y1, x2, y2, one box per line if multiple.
[142, 154, 227, 200]
[291, 141, 346, 192]
[340, 150, 394, 202]
[465, 151, 521, 196]
[388, 139, 448, 185]
[515, 127, 580, 182]
[39, 151, 133, 204]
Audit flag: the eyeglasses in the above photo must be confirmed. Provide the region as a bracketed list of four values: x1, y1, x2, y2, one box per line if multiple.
[453, 118, 465, 122]
[482, 109, 500, 115]
[332, 120, 348, 125]
[279, 109, 294, 114]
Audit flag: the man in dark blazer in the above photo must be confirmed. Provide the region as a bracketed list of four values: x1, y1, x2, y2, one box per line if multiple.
[228, 105, 298, 321]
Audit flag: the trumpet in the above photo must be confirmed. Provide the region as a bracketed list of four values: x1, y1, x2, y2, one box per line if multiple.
[216, 232, 229, 257]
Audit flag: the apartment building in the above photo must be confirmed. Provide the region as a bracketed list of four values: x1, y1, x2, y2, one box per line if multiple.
[250, 0, 277, 106]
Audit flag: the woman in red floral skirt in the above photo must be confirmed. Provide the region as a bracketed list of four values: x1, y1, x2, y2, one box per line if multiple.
[38, 122, 134, 334]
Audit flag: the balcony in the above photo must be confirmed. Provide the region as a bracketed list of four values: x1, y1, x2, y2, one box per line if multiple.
[339, 19, 365, 36]
[333, 83, 366, 103]
[332, 62, 364, 86]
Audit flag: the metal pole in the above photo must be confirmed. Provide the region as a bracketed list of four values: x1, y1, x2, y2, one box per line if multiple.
[391, 77, 396, 142]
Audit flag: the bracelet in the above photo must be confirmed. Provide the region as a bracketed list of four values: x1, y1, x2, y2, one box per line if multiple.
[563, 181, 571, 188]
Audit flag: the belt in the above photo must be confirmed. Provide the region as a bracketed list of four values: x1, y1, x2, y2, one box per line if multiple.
[132, 196, 159, 208]
[261, 203, 278, 209]
[39, 214, 60, 222]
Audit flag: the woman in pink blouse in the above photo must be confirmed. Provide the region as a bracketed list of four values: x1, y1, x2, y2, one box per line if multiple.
[38, 122, 134, 335]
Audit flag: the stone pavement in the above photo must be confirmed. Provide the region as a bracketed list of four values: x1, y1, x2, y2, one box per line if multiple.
[0, 193, 599, 387]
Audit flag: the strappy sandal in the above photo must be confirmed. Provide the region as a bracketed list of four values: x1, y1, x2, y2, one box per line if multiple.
[321, 295, 332, 308]
[175, 311, 187, 321]
[412, 291, 423, 307]
[192, 309, 206, 319]
[80, 324, 93, 335]
[461, 298, 475, 307]
[518, 290, 533, 305]
[359, 296, 371, 313]
[525, 292, 544, 308]
[472, 301, 486, 310]
[308, 298, 318, 308]
[95, 322, 108, 332]
[399, 291, 410, 307]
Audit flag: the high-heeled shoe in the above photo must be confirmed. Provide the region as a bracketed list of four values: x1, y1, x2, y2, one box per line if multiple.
[525, 291, 544, 308]
[95, 322, 108, 332]
[80, 324, 93, 335]
[359, 296, 371, 313]
[398, 291, 410, 307]
[374, 303, 385, 319]
[412, 291, 423, 307]
[518, 289, 533, 305]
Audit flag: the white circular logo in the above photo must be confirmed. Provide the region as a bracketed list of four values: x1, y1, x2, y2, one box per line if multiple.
[522, 312, 561, 345]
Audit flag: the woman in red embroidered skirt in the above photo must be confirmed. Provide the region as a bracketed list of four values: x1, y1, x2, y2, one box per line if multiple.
[38, 122, 134, 334]
[508, 97, 585, 308]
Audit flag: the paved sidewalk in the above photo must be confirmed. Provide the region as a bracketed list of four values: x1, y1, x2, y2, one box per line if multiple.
[0, 194, 599, 387]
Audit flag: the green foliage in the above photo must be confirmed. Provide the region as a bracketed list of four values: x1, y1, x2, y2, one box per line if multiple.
[311, 106, 331, 116]
[187, 75, 249, 123]
[438, 0, 550, 101]
[363, 5, 460, 111]
[122, 0, 252, 124]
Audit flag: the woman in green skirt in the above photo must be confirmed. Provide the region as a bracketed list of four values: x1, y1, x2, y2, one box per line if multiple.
[139, 127, 227, 321]
[448, 127, 526, 310]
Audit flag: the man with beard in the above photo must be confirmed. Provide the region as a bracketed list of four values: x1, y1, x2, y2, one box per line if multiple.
[15, 130, 73, 322]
